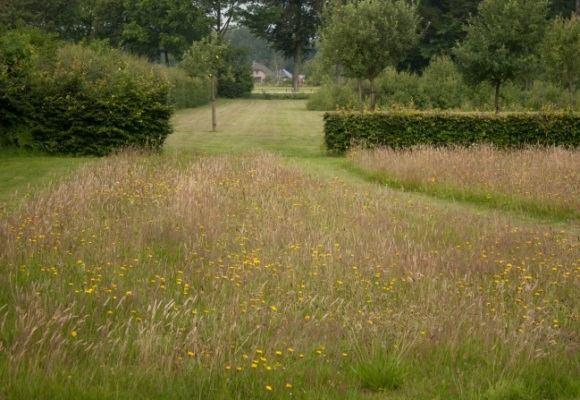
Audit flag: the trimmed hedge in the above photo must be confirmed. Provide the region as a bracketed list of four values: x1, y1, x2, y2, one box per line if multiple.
[1, 30, 173, 156]
[250, 92, 311, 100]
[324, 111, 580, 153]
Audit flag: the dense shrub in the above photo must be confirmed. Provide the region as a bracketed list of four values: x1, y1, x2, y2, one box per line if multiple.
[218, 46, 254, 98]
[160, 66, 210, 109]
[419, 56, 468, 109]
[377, 67, 426, 108]
[309, 54, 580, 112]
[306, 82, 359, 110]
[324, 111, 580, 153]
[0, 29, 58, 143]
[0, 30, 173, 155]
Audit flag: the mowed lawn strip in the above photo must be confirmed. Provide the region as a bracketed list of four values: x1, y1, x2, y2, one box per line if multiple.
[0, 148, 91, 212]
[169, 100, 580, 222]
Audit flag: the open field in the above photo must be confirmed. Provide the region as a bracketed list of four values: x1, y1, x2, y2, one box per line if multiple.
[1, 100, 579, 399]
[349, 146, 580, 221]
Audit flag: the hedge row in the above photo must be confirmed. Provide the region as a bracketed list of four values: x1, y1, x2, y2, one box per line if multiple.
[324, 111, 580, 153]
[249, 92, 311, 100]
[0, 29, 173, 156]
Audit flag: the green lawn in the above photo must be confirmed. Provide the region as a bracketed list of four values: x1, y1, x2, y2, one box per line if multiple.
[0, 148, 91, 212]
[169, 99, 363, 182]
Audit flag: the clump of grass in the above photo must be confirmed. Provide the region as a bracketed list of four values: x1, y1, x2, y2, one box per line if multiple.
[352, 353, 406, 392]
[485, 379, 528, 400]
[349, 145, 580, 220]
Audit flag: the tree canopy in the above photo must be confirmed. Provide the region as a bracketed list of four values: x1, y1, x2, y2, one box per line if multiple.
[454, 0, 550, 113]
[320, 0, 420, 110]
[542, 15, 580, 104]
[244, 0, 323, 90]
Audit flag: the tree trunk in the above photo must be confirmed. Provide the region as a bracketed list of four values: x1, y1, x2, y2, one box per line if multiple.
[164, 50, 170, 67]
[358, 79, 364, 113]
[292, 44, 302, 93]
[216, 1, 222, 34]
[494, 81, 501, 115]
[576, 0, 579, 15]
[211, 74, 217, 132]
[369, 78, 377, 111]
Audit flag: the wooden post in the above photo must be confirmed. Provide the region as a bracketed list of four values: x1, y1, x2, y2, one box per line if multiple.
[358, 79, 364, 113]
[494, 81, 501, 115]
[369, 78, 377, 111]
[211, 74, 217, 132]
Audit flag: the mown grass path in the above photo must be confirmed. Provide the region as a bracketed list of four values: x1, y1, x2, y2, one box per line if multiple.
[169, 100, 579, 225]
[0, 148, 91, 213]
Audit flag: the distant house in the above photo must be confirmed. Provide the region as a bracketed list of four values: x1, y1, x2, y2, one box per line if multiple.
[276, 69, 306, 85]
[252, 62, 273, 84]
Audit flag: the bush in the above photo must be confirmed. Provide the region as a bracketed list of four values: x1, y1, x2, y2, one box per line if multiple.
[377, 67, 426, 108]
[0, 29, 58, 144]
[419, 56, 468, 109]
[160, 66, 210, 109]
[306, 82, 359, 110]
[0, 30, 173, 155]
[218, 46, 254, 98]
[307, 53, 580, 112]
[324, 111, 580, 153]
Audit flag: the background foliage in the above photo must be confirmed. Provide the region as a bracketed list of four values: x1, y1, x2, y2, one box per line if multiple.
[0, 29, 176, 155]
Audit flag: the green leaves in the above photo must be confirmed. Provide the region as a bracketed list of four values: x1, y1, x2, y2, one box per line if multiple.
[321, 0, 420, 82]
[1, 34, 173, 155]
[454, 0, 550, 111]
[541, 15, 580, 102]
[324, 111, 580, 153]
[181, 35, 253, 99]
[181, 34, 227, 78]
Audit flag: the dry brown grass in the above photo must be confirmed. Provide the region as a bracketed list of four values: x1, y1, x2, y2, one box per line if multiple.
[0, 151, 578, 398]
[350, 145, 580, 216]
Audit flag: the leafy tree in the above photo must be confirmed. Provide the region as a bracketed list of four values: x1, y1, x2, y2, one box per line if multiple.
[454, 0, 549, 113]
[320, 0, 420, 110]
[542, 15, 580, 105]
[244, 0, 324, 91]
[225, 26, 288, 71]
[181, 34, 227, 131]
[402, 0, 480, 72]
[121, 0, 209, 64]
[549, 0, 578, 17]
[0, 0, 87, 40]
[199, 0, 250, 37]
[85, 0, 127, 47]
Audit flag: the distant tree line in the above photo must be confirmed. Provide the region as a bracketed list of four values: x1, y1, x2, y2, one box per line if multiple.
[1, 0, 578, 96]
